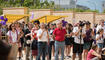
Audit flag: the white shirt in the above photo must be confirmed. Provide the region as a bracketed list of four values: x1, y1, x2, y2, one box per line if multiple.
[37, 29, 49, 42]
[72, 27, 78, 37]
[73, 27, 85, 44]
[7, 31, 19, 43]
[96, 34, 104, 43]
[96, 25, 105, 37]
[49, 29, 54, 41]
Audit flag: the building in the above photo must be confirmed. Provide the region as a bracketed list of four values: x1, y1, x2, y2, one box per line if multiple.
[54, 0, 89, 10]
[54, 0, 75, 9]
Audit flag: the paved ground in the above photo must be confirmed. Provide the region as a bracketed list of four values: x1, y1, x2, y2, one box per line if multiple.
[17, 48, 80, 60]
[18, 53, 79, 60]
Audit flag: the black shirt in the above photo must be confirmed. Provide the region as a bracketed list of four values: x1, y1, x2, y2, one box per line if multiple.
[24, 29, 31, 46]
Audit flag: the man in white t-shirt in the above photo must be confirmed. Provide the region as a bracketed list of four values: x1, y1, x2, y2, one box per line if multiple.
[96, 19, 105, 47]
[72, 23, 86, 60]
[96, 19, 105, 36]
[37, 23, 49, 60]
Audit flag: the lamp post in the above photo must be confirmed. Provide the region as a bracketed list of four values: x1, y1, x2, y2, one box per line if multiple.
[102, 1, 105, 13]
[59, 0, 60, 9]
[72, 0, 77, 25]
[74, 0, 77, 9]
[87, 1, 97, 27]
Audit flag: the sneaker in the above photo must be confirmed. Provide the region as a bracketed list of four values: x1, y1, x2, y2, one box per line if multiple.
[68, 56, 71, 58]
[19, 57, 21, 60]
[66, 56, 69, 59]
[66, 56, 70, 59]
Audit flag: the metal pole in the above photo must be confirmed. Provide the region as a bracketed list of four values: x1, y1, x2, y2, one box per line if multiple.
[75, 0, 77, 9]
[87, 1, 96, 25]
[72, 0, 77, 25]
[59, 0, 60, 9]
[102, 2, 105, 12]
[45, 16, 47, 23]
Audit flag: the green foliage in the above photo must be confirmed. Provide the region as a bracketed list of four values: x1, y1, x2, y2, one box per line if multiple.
[74, 8, 85, 12]
[0, 0, 55, 9]
[0, 0, 4, 3]
[0, 0, 99, 13]
[85, 9, 99, 13]
[0, 7, 3, 15]
[54, 8, 99, 13]
[23, 0, 33, 7]
[103, 10, 105, 13]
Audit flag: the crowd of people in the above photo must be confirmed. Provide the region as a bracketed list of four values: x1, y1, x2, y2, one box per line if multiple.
[0, 19, 105, 60]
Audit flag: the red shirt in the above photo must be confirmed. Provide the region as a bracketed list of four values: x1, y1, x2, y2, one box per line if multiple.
[53, 28, 67, 42]
[31, 27, 38, 40]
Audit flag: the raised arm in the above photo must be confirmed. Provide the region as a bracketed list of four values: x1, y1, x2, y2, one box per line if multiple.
[96, 34, 103, 41]
[91, 51, 101, 58]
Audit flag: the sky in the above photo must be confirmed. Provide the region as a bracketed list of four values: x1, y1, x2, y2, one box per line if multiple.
[49, 0, 105, 12]
[76, 0, 104, 12]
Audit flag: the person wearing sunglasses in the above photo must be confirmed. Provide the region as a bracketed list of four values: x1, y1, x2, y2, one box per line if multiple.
[31, 20, 40, 60]
[7, 23, 20, 60]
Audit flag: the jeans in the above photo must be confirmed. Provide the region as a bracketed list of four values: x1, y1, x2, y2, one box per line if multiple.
[55, 41, 65, 60]
[37, 42, 48, 60]
[97, 43, 103, 48]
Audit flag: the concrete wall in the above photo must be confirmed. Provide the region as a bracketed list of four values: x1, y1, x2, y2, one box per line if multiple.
[3, 7, 28, 23]
[3, 8, 25, 15]
[3, 8, 105, 25]
[52, 11, 73, 23]
[96, 14, 105, 24]
[29, 9, 51, 21]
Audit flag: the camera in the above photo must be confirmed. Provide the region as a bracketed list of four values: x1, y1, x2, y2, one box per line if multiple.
[79, 21, 86, 27]
[79, 21, 91, 27]
[85, 21, 91, 25]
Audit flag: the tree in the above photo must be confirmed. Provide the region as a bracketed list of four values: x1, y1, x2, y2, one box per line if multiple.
[85, 9, 99, 13]
[0, 0, 55, 9]
[49, 1, 55, 9]
[19, 0, 24, 6]
[0, 8, 3, 15]
[103, 9, 105, 13]
[23, 0, 33, 7]
[9, 0, 15, 7]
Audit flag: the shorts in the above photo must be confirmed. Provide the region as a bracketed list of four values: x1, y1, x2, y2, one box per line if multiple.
[73, 43, 83, 53]
[83, 42, 91, 50]
[65, 37, 72, 45]
[97, 43, 103, 48]
[104, 39, 105, 47]
[32, 50, 38, 56]
[50, 41, 55, 46]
